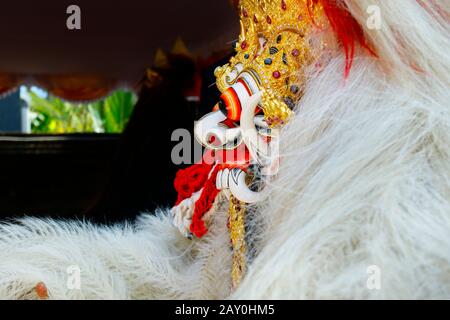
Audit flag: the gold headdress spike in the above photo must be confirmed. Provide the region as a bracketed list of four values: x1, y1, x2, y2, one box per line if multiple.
[172, 37, 193, 58]
[154, 48, 170, 69]
[215, 0, 326, 126]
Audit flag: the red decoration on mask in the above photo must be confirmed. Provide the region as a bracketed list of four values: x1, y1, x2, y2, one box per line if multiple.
[173, 148, 250, 238]
[174, 163, 214, 206]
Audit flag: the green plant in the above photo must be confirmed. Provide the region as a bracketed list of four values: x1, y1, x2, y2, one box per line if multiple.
[28, 88, 136, 134]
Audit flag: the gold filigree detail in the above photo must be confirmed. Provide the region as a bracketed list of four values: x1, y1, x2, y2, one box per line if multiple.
[215, 0, 326, 126]
[228, 196, 247, 290]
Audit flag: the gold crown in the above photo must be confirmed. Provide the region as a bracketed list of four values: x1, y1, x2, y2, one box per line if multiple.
[215, 0, 326, 126]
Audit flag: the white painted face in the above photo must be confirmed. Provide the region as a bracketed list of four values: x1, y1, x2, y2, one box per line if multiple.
[194, 81, 280, 204]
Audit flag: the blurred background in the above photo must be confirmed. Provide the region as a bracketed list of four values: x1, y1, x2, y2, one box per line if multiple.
[0, 0, 239, 223]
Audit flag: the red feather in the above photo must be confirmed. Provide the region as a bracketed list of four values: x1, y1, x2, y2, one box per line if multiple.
[316, 0, 375, 77]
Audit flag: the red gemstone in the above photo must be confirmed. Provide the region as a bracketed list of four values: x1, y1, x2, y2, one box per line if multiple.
[292, 49, 300, 57]
[241, 41, 247, 50]
[242, 9, 248, 17]
[298, 14, 303, 21]
[253, 15, 258, 23]
[266, 16, 272, 24]
[273, 71, 281, 79]
[281, 0, 287, 10]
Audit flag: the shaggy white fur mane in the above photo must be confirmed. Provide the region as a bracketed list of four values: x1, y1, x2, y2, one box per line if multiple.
[0, 0, 449, 299]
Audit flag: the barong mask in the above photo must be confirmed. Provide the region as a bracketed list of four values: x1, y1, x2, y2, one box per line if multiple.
[194, 0, 328, 204]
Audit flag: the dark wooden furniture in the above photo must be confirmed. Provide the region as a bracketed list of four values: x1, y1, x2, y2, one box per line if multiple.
[0, 134, 118, 219]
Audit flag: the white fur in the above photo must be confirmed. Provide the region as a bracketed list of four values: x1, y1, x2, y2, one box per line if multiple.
[0, 207, 232, 299]
[234, 0, 450, 299]
[0, 0, 449, 299]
